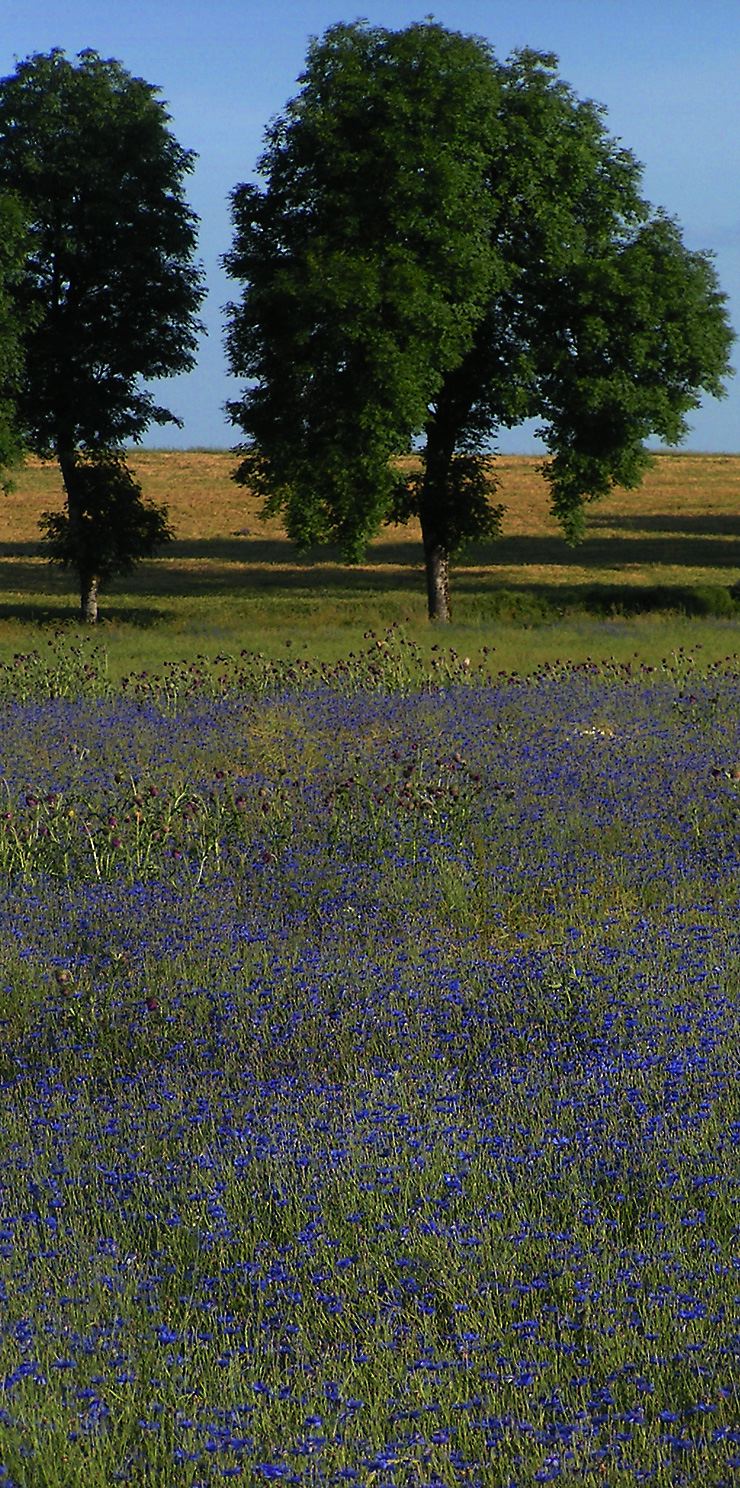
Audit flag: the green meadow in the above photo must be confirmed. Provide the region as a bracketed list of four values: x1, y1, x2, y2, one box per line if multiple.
[0, 451, 738, 1485]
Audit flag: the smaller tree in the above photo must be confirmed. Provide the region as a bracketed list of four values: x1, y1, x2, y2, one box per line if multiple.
[39, 452, 173, 623]
[0, 49, 204, 619]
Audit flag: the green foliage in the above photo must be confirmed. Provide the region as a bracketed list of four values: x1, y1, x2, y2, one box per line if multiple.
[225, 21, 734, 616]
[0, 192, 31, 477]
[0, 48, 204, 617]
[0, 48, 205, 455]
[39, 451, 173, 587]
[540, 215, 736, 538]
[389, 452, 505, 554]
[225, 20, 506, 560]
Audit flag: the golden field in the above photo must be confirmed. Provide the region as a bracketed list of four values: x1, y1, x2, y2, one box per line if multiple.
[0, 450, 738, 674]
[3, 449, 738, 591]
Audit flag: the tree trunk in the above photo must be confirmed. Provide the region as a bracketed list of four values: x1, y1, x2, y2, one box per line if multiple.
[422, 532, 451, 622]
[80, 573, 99, 624]
[56, 443, 100, 623]
[419, 411, 455, 623]
[416, 377, 470, 622]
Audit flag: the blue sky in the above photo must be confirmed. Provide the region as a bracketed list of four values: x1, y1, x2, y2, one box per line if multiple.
[3, 0, 739, 452]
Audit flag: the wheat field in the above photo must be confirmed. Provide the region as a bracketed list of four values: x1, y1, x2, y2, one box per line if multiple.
[1, 450, 738, 670]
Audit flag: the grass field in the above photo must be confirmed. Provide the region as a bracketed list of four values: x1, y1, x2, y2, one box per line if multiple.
[0, 646, 738, 1485]
[1, 451, 738, 675]
[0, 455, 738, 1483]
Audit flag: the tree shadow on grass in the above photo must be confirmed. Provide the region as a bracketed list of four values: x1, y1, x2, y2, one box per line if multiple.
[587, 512, 740, 539]
[451, 578, 739, 620]
[457, 530, 740, 568]
[1, 523, 738, 622]
[3, 517, 739, 583]
[0, 542, 43, 558]
[0, 599, 168, 627]
[163, 525, 740, 571]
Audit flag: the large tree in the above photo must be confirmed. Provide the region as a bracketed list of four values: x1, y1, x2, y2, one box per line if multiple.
[225, 21, 734, 621]
[0, 192, 29, 480]
[0, 49, 205, 621]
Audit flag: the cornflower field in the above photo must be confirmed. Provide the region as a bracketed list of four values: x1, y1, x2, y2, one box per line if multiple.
[0, 630, 738, 1486]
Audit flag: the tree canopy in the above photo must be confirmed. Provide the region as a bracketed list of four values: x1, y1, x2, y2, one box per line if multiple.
[0, 48, 205, 618]
[225, 20, 734, 620]
[0, 192, 30, 479]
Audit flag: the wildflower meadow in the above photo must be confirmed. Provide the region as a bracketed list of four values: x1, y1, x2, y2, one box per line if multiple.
[0, 629, 737, 1486]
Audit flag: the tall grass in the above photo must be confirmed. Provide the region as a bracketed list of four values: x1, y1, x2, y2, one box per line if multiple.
[0, 633, 737, 1484]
